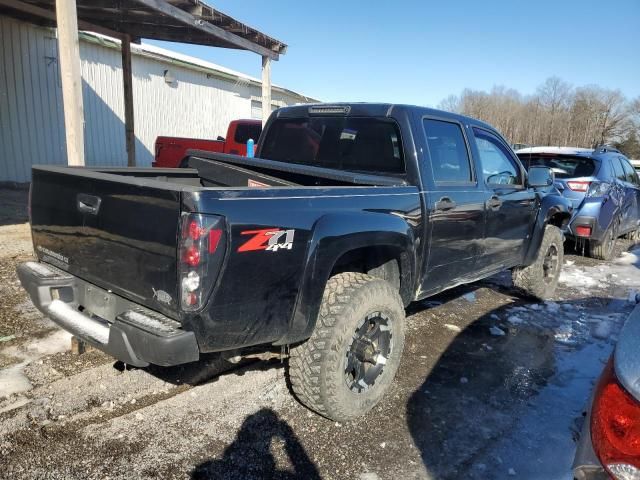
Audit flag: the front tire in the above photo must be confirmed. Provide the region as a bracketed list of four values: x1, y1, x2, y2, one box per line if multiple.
[512, 225, 563, 300]
[288, 272, 405, 422]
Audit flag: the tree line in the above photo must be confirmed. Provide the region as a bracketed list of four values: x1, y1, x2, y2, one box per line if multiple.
[438, 77, 640, 158]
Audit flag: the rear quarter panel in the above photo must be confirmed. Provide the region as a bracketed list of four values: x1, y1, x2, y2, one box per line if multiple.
[181, 186, 421, 352]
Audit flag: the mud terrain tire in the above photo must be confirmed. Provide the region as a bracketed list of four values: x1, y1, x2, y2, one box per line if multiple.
[288, 272, 405, 422]
[512, 225, 563, 300]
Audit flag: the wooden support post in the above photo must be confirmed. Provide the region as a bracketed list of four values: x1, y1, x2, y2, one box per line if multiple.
[55, 0, 84, 166]
[121, 34, 136, 166]
[261, 55, 272, 127]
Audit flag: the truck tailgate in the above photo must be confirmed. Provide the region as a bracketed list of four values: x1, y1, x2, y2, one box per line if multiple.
[30, 167, 181, 318]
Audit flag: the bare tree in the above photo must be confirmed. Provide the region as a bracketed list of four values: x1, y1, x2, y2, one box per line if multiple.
[442, 77, 636, 150]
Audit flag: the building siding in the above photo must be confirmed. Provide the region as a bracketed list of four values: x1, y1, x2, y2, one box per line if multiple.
[0, 15, 314, 182]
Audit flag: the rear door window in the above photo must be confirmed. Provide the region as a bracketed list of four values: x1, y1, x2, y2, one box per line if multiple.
[423, 119, 473, 183]
[612, 158, 626, 181]
[620, 157, 640, 185]
[261, 117, 405, 174]
[472, 128, 522, 186]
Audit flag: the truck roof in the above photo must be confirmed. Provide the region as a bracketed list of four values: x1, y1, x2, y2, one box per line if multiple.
[276, 102, 498, 132]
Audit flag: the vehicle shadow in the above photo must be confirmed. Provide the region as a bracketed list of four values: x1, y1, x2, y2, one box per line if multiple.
[141, 354, 282, 387]
[405, 293, 622, 479]
[190, 407, 322, 480]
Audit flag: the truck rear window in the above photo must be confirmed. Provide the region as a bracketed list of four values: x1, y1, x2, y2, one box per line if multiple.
[234, 123, 262, 144]
[518, 155, 596, 178]
[260, 117, 405, 174]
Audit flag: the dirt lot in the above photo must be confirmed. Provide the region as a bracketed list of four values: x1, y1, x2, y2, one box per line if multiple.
[0, 188, 638, 480]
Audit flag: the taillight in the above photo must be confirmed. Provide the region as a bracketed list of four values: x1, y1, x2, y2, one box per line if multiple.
[591, 359, 640, 479]
[575, 225, 592, 237]
[567, 181, 591, 192]
[587, 182, 612, 198]
[178, 213, 225, 312]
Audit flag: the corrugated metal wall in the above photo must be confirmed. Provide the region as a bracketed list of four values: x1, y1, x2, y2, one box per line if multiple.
[0, 16, 311, 182]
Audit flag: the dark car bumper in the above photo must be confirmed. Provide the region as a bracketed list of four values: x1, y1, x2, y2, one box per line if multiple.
[16, 261, 199, 368]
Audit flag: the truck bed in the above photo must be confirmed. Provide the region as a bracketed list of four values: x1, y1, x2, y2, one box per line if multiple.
[29, 161, 409, 323]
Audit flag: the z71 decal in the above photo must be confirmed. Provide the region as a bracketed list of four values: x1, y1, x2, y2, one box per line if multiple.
[238, 228, 295, 253]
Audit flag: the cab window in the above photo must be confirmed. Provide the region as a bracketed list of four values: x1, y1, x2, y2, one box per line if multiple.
[423, 119, 473, 183]
[472, 128, 522, 186]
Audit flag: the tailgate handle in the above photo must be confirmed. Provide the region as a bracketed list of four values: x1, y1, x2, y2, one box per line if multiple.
[77, 194, 102, 215]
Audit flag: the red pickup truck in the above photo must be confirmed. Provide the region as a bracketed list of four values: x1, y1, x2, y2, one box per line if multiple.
[152, 119, 262, 168]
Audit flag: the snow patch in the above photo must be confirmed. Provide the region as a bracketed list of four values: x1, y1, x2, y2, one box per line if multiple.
[508, 315, 524, 325]
[444, 324, 462, 333]
[559, 269, 598, 288]
[0, 330, 72, 399]
[462, 292, 476, 302]
[490, 326, 506, 336]
[592, 321, 612, 340]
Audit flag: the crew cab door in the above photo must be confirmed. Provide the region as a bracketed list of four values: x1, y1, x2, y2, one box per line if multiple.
[470, 127, 536, 269]
[419, 118, 485, 293]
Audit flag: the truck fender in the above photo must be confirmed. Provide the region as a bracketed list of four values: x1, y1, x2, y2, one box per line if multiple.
[275, 212, 416, 345]
[523, 194, 572, 265]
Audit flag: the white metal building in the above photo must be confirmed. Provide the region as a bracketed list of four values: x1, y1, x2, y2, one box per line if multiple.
[0, 15, 317, 183]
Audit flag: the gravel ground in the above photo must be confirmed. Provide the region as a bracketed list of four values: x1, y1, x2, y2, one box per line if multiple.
[0, 188, 638, 480]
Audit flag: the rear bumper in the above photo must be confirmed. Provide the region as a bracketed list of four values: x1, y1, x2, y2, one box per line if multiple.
[567, 214, 608, 242]
[17, 261, 199, 367]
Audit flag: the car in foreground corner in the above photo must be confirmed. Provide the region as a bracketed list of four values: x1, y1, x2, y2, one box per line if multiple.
[517, 146, 640, 260]
[573, 298, 640, 480]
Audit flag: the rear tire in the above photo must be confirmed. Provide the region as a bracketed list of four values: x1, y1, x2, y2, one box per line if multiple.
[288, 272, 405, 422]
[512, 225, 563, 300]
[589, 222, 618, 261]
[625, 224, 640, 242]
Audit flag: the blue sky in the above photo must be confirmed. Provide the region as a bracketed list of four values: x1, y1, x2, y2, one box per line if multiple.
[145, 0, 640, 105]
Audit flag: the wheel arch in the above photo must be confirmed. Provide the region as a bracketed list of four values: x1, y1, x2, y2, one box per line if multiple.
[523, 196, 572, 265]
[274, 212, 416, 345]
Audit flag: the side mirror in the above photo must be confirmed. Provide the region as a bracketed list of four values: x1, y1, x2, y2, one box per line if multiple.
[527, 166, 555, 188]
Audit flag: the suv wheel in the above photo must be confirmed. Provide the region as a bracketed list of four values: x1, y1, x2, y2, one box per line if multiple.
[512, 225, 563, 300]
[626, 225, 640, 242]
[589, 221, 618, 261]
[288, 272, 405, 422]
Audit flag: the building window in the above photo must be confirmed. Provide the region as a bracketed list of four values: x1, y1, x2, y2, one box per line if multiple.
[251, 100, 280, 119]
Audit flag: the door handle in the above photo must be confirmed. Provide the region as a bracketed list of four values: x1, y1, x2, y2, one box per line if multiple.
[435, 197, 457, 211]
[77, 193, 102, 215]
[487, 195, 502, 210]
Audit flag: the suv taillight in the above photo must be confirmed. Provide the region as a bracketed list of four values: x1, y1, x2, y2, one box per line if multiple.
[178, 213, 225, 312]
[567, 181, 591, 192]
[586, 182, 611, 198]
[591, 359, 640, 479]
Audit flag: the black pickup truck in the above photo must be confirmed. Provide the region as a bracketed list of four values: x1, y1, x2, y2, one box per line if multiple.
[18, 103, 572, 421]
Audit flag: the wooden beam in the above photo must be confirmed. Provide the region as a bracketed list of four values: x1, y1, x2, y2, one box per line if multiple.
[55, 0, 85, 166]
[261, 55, 271, 127]
[0, 0, 123, 38]
[131, 0, 279, 59]
[121, 34, 136, 167]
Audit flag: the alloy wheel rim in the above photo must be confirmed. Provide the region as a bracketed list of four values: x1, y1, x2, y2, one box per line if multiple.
[344, 312, 392, 393]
